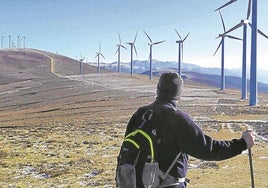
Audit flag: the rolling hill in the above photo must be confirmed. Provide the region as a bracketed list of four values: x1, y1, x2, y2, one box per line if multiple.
[0, 48, 109, 84]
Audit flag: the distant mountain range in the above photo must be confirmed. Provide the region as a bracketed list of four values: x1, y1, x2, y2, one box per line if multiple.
[1, 48, 267, 94]
[96, 60, 268, 94]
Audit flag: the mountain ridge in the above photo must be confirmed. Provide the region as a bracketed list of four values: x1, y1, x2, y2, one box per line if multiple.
[99, 60, 268, 94]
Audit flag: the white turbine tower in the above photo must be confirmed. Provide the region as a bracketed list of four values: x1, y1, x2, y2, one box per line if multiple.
[126, 32, 138, 76]
[174, 30, 189, 75]
[116, 33, 127, 73]
[23, 36, 26, 49]
[95, 43, 105, 74]
[79, 54, 85, 75]
[8, 35, 11, 48]
[1, 36, 5, 49]
[144, 30, 165, 80]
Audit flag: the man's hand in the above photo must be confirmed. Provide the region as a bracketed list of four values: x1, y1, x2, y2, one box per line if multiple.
[242, 130, 255, 149]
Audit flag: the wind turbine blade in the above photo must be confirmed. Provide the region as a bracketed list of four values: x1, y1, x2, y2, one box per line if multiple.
[121, 45, 128, 50]
[100, 53, 105, 60]
[95, 53, 99, 58]
[174, 29, 182, 40]
[118, 33, 121, 44]
[219, 10, 226, 32]
[213, 40, 223, 56]
[99, 42, 101, 52]
[133, 31, 138, 43]
[257, 29, 268, 39]
[247, 0, 252, 19]
[183, 33, 190, 42]
[226, 35, 242, 40]
[153, 40, 165, 45]
[222, 22, 244, 36]
[215, 0, 238, 11]
[144, 30, 152, 43]
[134, 45, 138, 58]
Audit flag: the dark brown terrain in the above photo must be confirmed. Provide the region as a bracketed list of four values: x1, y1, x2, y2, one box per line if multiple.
[0, 49, 267, 187]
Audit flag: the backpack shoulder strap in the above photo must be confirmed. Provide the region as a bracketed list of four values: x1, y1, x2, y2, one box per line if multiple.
[159, 152, 182, 180]
[138, 109, 153, 129]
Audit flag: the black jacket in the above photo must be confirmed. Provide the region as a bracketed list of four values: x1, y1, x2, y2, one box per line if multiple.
[125, 98, 247, 187]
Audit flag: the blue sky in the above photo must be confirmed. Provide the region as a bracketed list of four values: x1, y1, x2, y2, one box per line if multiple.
[1, 0, 268, 70]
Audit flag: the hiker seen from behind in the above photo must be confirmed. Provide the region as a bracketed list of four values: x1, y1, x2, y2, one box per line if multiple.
[116, 72, 255, 188]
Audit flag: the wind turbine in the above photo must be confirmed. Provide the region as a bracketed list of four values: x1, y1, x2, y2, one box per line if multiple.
[1, 36, 5, 49]
[174, 30, 189, 75]
[23, 36, 26, 48]
[126, 32, 138, 76]
[144, 30, 165, 80]
[216, 0, 259, 106]
[79, 53, 85, 75]
[213, 10, 242, 90]
[8, 35, 11, 48]
[217, 0, 268, 100]
[17, 35, 20, 48]
[116, 33, 127, 73]
[95, 42, 105, 74]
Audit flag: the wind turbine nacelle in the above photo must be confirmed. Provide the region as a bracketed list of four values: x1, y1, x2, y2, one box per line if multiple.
[242, 19, 249, 24]
[176, 40, 182, 43]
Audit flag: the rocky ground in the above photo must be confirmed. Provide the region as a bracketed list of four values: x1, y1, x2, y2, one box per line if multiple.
[0, 71, 268, 188]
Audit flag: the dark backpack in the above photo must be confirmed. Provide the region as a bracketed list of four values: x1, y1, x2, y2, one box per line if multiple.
[116, 109, 160, 188]
[116, 107, 183, 188]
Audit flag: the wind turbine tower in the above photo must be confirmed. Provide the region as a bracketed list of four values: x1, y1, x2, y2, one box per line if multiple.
[144, 30, 165, 80]
[213, 10, 242, 90]
[8, 35, 11, 48]
[126, 32, 138, 76]
[95, 43, 105, 74]
[23, 37, 26, 48]
[116, 33, 127, 73]
[250, 0, 258, 106]
[174, 30, 189, 75]
[79, 54, 85, 75]
[17, 35, 20, 48]
[1, 36, 5, 49]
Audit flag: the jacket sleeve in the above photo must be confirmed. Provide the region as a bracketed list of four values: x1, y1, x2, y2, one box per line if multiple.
[174, 111, 247, 161]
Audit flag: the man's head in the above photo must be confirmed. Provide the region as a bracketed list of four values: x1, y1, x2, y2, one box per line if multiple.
[157, 72, 183, 101]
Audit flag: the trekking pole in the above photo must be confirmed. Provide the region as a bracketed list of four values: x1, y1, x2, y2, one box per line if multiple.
[248, 148, 254, 188]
